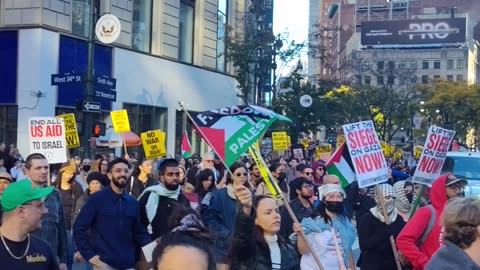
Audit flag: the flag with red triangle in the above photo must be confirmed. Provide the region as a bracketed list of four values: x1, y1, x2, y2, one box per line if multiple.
[189, 105, 291, 167]
[181, 131, 192, 158]
[326, 141, 356, 188]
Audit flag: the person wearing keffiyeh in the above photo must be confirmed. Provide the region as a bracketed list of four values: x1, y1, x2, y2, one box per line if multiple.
[357, 183, 406, 270]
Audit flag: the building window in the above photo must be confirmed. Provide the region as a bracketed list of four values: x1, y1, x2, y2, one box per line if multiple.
[179, 0, 195, 63]
[410, 60, 417, 68]
[377, 61, 384, 70]
[457, 75, 464, 81]
[399, 60, 406, 69]
[410, 75, 417, 84]
[447, 59, 454, 69]
[377, 76, 384, 85]
[433, 75, 441, 80]
[364, 61, 371, 69]
[387, 76, 395, 85]
[132, 0, 152, 52]
[123, 103, 167, 154]
[388, 61, 395, 70]
[0, 106, 18, 146]
[433, 60, 440, 69]
[422, 75, 429, 84]
[365, 76, 371, 85]
[216, 0, 228, 72]
[422, 60, 429, 69]
[457, 59, 464, 69]
[447, 75, 454, 81]
[72, 0, 95, 37]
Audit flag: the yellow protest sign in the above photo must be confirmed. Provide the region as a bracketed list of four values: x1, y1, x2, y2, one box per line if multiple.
[414, 146, 423, 159]
[394, 149, 404, 160]
[57, 113, 80, 148]
[141, 130, 166, 159]
[110, 109, 130, 133]
[300, 138, 310, 149]
[287, 136, 291, 146]
[315, 144, 332, 160]
[272, 132, 288, 151]
[336, 135, 345, 148]
[249, 145, 282, 199]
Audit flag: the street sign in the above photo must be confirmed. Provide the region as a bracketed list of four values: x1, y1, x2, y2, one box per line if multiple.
[95, 75, 117, 89]
[95, 88, 117, 101]
[83, 101, 101, 113]
[51, 73, 83, 86]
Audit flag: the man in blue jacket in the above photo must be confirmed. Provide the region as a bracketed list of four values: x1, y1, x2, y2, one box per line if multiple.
[73, 158, 151, 270]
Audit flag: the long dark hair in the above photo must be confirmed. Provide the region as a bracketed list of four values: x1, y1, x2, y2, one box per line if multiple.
[152, 206, 215, 270]
[131, 158, 150, 178]
[226, 161, 248, 187]
[194, 169, 216, 196]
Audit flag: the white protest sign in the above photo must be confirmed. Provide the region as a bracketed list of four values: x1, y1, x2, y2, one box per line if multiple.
[29, 117, 67, 164]
[412, 126, 455, 186]
[343, 120, 388, 188]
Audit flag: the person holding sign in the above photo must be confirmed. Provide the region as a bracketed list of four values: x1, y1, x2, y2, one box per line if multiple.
[229, 194, 300, 270]
[397, 174, 467, 269]
[203, 161, 250, 270]
[357, 183, 406, 270]
[292, 184, 356, 270]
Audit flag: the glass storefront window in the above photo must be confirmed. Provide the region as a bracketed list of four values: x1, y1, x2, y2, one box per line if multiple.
[179, 0, 195, 63]
[216, 0, 227, 72]
[72, 0, 92, 38]
[132, 0, 152, 52]
[0, 106, 18, 146]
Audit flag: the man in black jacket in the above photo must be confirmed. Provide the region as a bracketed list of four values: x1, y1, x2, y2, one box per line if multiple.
[138, 158, 190, 239]
[281, 177, 314, 241]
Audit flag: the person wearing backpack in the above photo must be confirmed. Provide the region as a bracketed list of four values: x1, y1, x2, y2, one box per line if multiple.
[396, 174, 467, 269]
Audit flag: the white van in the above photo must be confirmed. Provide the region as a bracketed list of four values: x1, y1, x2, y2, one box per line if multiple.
[441, 151, 480, 196]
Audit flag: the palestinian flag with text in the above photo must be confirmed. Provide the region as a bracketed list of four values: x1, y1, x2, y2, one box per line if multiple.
[190, 105, 291, 167]
[326, 141, 356, 188]
[181, 131, 192, 158]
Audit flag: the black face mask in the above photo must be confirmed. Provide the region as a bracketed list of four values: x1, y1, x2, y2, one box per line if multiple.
[406, 193, 414, 204]
[325, 201, 344, 213]
[278, 172, 287, 182]
[82, 165, 91, 172]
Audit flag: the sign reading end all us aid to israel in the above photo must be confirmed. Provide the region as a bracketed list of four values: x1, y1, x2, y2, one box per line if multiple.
[29, 117, 67, 164]
[343, 120, 388, 188]
[412, 126, 455, 186]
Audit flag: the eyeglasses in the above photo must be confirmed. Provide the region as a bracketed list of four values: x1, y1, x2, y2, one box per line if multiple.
[301, 184, 314, 189]
[235, 172, 248, 177]
[304, 172, 313, 176]
[205, 160, 214, 163]
[448, 183, 465, 191]
[166, 172, 180, 177]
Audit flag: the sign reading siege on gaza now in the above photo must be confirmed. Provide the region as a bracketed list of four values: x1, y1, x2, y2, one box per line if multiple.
[56, 113, 80, 148]
[343, 120, 388, 188]
[141, 130, 167, 159]
[110, 109, 131, 133]
[29, 117, 67, 164]
[412, 126, 455, 186]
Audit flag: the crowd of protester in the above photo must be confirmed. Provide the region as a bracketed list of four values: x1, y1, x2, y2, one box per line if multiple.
[0, 143, 478, 270]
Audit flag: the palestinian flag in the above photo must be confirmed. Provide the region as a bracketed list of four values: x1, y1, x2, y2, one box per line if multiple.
[326, 141, 356, 188]
[189, 105, 291, 167]
[181, 131, 192, 158]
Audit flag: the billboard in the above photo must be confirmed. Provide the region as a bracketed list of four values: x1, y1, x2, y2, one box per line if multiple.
[361, 18, 466, 46]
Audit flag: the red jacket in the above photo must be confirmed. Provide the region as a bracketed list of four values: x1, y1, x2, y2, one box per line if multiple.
[396, 174, 449, 269]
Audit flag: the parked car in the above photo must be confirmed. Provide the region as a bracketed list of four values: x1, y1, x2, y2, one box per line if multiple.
[441, 151, 480, 196]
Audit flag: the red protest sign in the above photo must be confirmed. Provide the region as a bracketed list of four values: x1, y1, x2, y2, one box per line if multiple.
[412, 126, 455, 186]
[343, 120, 388, 188]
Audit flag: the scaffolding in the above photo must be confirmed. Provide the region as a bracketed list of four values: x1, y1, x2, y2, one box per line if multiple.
[355, 0, 410, 26]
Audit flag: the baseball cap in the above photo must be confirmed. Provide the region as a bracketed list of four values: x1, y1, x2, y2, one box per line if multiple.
[86, 172, 109, 186]
[445, 174, 468, 187]
[0, 172, 13, 182]
[1, 180, 54, 212]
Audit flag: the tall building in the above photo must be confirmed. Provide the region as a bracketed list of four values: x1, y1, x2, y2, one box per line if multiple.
[0, 0, 249, 157]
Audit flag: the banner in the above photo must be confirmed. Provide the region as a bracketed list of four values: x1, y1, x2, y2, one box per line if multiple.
[272, 132, 288, 151]
[343, 120, 388, 188]
[57, 113, 80, 148]
[29, 117, 67, 164]
[249, 145, 282, 199]
[141, 130, 166, 159]
[412, 126, 455, 186]
[110, 109, 131, 133]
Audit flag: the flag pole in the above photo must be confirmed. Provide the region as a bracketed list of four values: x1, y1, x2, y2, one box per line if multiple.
[375, 184, 402, 270]
[178, 102, 254, 188]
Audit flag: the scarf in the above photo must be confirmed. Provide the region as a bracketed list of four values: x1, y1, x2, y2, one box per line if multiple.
[393, 180, 416, 214]
[370, 183, 397, 224]
[138, 183, 180, 234]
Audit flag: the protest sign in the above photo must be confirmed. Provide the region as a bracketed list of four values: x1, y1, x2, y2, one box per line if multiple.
[394, 149, 403, 160]
[414, 146, 423, 159]
[315, 144, 332, 161]
[57, 113, 80, 148]
[412, 126, 455, 186]
[29, 117, 67, 164]
[272, 132, 288, 151]
[343, 120, 388, 188]
[110, 109, 130, 133]
[336, 135, 345, 148]
[141, 130, 166, 159]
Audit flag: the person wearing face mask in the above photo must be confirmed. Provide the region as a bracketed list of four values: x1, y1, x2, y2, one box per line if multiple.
[357, 183, 406, 270]
[292, 184, 357, 270]
[393, 180, 416, 222]
[397, 174, 468, 270]
[75, 158, 92, 192]
[256, 162, 287, 206]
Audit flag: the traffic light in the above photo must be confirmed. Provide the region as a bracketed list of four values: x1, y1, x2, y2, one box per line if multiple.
[92, 123, 106, 137]
[328, 138, 334, 144]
